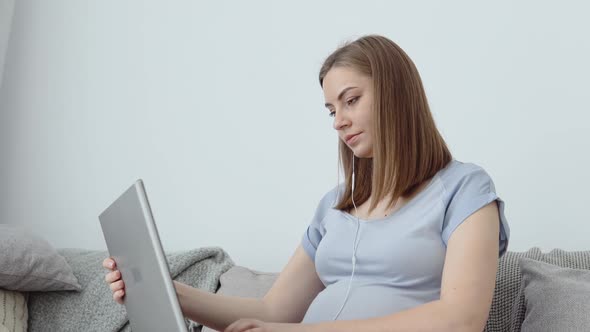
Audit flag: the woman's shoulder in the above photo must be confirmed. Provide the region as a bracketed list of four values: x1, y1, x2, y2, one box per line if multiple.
[438, 159, 492, 183]
[322, 183, 344, 207]
[310, 184, 343, 213]
[437, 158, 497, 197]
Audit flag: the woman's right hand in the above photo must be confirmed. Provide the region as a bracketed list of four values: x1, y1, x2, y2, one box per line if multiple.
[103, 257, 126, 304]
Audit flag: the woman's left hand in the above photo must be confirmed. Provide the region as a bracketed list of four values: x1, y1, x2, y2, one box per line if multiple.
[223, 318, 304, 332]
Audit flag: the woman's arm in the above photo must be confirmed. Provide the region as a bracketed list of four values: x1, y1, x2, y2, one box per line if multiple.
[176, 244, 325, 332]
[174, 281, 274, 332]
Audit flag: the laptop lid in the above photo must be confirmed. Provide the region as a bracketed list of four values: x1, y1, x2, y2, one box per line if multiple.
[99, 179, 188, 332]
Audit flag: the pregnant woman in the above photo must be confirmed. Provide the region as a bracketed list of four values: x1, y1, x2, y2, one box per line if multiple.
[104, 34, 510, 332]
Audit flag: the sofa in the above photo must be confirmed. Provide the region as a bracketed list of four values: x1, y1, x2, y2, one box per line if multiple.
[2, 224, 590, 331]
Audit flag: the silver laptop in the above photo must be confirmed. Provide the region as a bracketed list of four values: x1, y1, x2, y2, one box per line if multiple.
[99, 179, 188, 332]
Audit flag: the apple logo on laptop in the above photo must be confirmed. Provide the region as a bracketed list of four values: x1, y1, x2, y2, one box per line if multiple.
[131, 267, 142, 283]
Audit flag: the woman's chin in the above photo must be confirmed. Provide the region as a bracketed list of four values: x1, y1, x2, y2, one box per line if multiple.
[352, 146, 372, 158]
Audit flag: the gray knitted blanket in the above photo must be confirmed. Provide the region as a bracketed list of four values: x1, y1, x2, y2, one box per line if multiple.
[27, 246, 234, 332]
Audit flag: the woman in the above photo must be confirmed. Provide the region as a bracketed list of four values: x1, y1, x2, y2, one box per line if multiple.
[104, 34, 510, 332]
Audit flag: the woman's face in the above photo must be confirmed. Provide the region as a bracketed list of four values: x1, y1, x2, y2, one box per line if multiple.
[323, 66, 375, 158]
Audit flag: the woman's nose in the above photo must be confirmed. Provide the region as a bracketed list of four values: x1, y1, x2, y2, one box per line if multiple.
[333, 111, 350, 130]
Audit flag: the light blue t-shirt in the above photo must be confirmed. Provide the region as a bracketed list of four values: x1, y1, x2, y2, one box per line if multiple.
[300, 159, 510, 323]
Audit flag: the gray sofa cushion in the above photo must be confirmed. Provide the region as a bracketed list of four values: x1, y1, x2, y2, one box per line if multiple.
[506, 249, 590, 332]
[514, 258, 590, 332]
[485, 249, 560, 332]
[484, 248, 590, 332]
[214, 266, 278, 298]
[202, 266, 278, 332]
[0, 224, 81, 291]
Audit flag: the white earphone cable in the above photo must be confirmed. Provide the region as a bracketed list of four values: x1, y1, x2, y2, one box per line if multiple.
[332, 153, 361, 320]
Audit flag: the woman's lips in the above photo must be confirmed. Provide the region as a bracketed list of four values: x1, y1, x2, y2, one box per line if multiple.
[346, 133, 361, 144]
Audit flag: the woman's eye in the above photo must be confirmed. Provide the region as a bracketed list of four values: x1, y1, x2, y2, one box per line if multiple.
[328, 97, 358, 117]
[346, 97, 359, 106]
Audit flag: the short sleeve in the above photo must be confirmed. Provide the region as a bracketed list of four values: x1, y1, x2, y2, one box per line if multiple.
[301, 186, 339, 262]
[441, 165, 510, 257]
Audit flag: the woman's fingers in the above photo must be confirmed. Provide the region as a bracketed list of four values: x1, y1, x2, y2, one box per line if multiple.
[102, 257, 116, 270]
[105, 270, 121, 283]
[114, 289, 125, 304]
[103, 258, 125, 304]
[109, 279, 125, 292]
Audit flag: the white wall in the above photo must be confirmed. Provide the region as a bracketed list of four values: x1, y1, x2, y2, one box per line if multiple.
[1, 0, 589, 272]
[0, 0, 14, 86]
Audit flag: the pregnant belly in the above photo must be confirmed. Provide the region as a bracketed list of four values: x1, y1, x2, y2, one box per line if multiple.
[301, 279, 439, 323]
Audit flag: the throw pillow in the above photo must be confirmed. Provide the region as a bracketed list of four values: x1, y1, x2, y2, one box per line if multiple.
[517, 257, 590, 332]
[0, 224, 81, 291]
[487, 248, 590, 332]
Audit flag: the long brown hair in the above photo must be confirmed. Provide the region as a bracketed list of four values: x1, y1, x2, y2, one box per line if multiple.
[319, 35, 453, 215]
